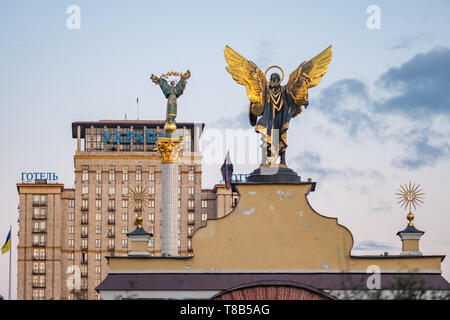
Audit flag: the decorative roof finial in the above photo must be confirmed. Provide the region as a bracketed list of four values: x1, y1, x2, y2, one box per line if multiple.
[396, 182, 425, 227]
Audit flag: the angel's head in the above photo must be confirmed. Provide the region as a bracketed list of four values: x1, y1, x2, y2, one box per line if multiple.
[170, 80, 176, 87]
[269, 73, 281, 88]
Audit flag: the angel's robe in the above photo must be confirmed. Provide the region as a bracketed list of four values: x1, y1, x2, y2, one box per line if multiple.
[254, 85, 299, 156]
[159, 78, 187, 122]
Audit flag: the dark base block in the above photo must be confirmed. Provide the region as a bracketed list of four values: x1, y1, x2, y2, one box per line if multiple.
[246, 166, 302, 184]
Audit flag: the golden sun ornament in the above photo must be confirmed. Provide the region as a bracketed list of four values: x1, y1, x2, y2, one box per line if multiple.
[395, 182, 425, 226]
[129, 185, 149, 212]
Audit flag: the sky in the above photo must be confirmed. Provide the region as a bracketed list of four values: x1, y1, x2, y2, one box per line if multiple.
[1, 0, 450, 299]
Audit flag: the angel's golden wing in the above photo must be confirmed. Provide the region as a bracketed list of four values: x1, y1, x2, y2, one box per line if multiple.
[224, 45, 267, 106]
[286, 46, 333, 117]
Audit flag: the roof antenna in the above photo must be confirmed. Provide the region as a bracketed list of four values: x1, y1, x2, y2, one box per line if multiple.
[136, 97, 139, 120]
[124, 113, 127, 120]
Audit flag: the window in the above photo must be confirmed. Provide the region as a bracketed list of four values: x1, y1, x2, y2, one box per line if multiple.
[82, 172, 89, 182]
[96, 199, 101, 209]
[188, 173, 195, 182]
[148, 200, 154, 208]
[188, 200, 195, 210]
[178, 187, 181, 195]
[136, 172, 142, 182]
[178, 213, 181, 221]
[109, 165, 115, 170]
[95, 265, 101, 274]
[188, 226, 194, 236]
[68, 212, 74, 221]
[108, 199, 115, 210]
[189, 166, 195, 171]
[149, 226, 154, 234]
[82, 186, 88, 195]
[202, 200, 208, 208]
[188, 187, 194, 195]
[109, 186, 115, 196]
[108, 239, 115, 249]
[188, 213, 194, 223]
[149, 186, 155, 195]
[95, 252, 101, 261]
[95, 239, 101, 248]
[178, 174, 181, 182]
[136, 165, 142, 171]
[68, 239, 74, 248]
[178, 226, 181, 234]
[32, 289, 45, 300]
[149, 213, 154, 222]
[68, 252, 74, 261]
[81, 239, 88, 249]
[95, 186, 102, 196]
[178, 239, 181, 248]
[149, 173, 154, 181]
[82, 199, 88, 209]
[95, 226, 101, 234]
[122, 226, 128, 234]
[33, 248, 45, 260]
[33, 194, 46, 204]
[148, 239, 154, 247]
[122, 172, 128, 181]
[178, 200, 181, 208]
[82, 165, 89, 170]
[68, 226, 74, 234]
[122, 213, 128, 221]
[95, 213, 101, 221]
[122, 239, 128, 248]
[122, 186, 128, 196]
[96, 172, 102, 182]
[109, 172, 115, 182]
[69, 200, 75, 208]
[122, 200, 128, 208]
[188, 239, 192, 250]
[202, 213, 208, 222]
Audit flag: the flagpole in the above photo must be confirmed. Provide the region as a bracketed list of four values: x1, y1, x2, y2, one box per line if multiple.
[8, 224, 11, 300]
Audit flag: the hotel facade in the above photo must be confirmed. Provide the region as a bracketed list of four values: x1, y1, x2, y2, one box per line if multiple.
[16, 120, 235, 300]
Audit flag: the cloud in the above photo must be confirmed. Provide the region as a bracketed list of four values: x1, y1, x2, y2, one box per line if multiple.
[315, 79, 378, 136]
[211, 108, 249, 130]
[352, 240, 396, 252]
[392, 135, 450, 169]
[376, 46, 450, 116]
[294, 151, 365, 179]
[386, 34, 431, 50]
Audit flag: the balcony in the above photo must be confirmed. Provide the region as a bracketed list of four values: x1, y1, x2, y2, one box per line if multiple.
[188, 207, 195, 212]
[81, 259, 88, 265]
[32, 296, 46, 300]
[32, 201, 47, 207]
[81, 218, 89, 225]
[32, 242, 46, 247]
[81, 232, 88, 238]
[188, 193, 195, 199]
[188, 247, 193, 252]
[32, 228, 47, 233]
[32, 215, 47, 220]
[32, 270, 46, 275]
[81, 272, 88, 278]
[81, 206, 89, 211]
[108, 207, 115, 212]
[187, 233, 193, 238]
[107, 232, 115, 238]
[108, 245, 115, 251]
[188, 220, 195, 225]
[32, 255, 46, 261]
[81, 245, 88, 251]
[32, 283, 46, 288]
[80, 286, 88, 291]
[107, 219, 115, 225]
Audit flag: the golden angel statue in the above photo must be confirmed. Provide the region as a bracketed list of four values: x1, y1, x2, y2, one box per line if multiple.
[224, 45, 332, 166]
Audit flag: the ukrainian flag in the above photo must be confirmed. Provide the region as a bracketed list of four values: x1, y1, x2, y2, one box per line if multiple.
[1, 230, 11, 254]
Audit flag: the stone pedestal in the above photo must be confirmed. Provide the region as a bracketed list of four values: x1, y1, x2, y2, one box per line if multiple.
[246, 166, 302, 184]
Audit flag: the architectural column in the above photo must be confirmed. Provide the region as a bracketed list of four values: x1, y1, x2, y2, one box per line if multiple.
[155, 136, 183, 256]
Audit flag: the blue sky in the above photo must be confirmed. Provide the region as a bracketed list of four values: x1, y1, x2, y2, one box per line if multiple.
[1, 0, 450, 298]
